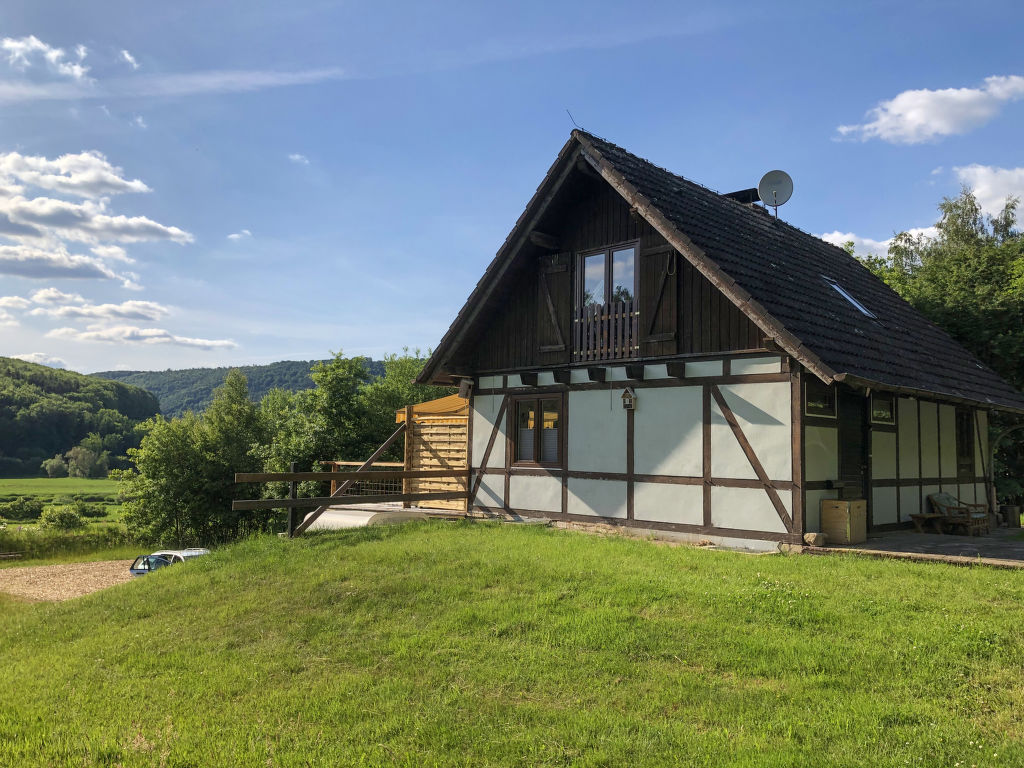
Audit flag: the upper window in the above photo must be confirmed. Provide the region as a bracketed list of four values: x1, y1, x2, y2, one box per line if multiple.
[513, 396, 562, 466]
[823, 277, 876, 319]
[805, 378, 836, 418]
[579, 243, 636, 308]
[870, 392, 895, 425]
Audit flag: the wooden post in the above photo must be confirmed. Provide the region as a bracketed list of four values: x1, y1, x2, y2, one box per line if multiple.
[287, 461, 298, 537]
[403, 405, 415, 508]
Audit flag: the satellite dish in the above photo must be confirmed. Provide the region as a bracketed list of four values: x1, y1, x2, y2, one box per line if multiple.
[757, 170, 793, 216]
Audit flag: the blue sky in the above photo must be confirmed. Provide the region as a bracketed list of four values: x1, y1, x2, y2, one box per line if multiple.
[0, 0, 1021, 372]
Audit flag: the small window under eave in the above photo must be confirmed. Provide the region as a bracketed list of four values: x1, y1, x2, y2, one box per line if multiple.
[823, 277, 876, 319]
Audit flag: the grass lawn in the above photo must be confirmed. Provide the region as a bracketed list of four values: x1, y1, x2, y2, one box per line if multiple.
[1, 521, 1023, 767]
[0, 476, 120, 504]
[0, 544, 143, 570]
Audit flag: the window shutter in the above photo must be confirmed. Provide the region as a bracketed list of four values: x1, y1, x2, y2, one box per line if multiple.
[640, 248, 678, 356]
[537, 252, 570, 362]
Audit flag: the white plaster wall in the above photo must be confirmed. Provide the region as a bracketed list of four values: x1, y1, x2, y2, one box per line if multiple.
[567, 478, 627, 518]
[509, 474, 561, 513]
[920, 403, 939, 478]
[900, 486, 922, 520]
[633, 482, 703, 525]
[805, 489, 839, 532]
[897, 398, 919, 479]
[471, 395, 506, 469]
[634, 386, 702, 476]
[872, 486, 898, 525]
[959, 483, 976, 504]
[975, 482, 987, 506]
[731, 356, 781, 375]
[711, 382, 792, 481]
[479, 375, 501, 389]
[939, 404, 957, 478]
[567, 389, 627, 473]
[686, 360, 722, 378]
[644, 364, 669, 380]
[474, 473, 504, 509]
[711, 486, 790, 533]
[922, 484, 941, 511]
[805, 426, 838, 482]
[872, 431, 898, 480]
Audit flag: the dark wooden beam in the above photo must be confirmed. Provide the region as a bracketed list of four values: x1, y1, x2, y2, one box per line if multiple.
[666, 362, 686, 378]
[625, 364, 645, 381]
[552, 369, 571, 385]
[586, 367, 606, 382]
[236, 468, 464, 483]
[529, 231, 560, 251]
[519, 372, 539, 386]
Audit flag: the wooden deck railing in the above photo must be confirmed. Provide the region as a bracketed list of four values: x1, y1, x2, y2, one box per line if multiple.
[572, 299, 639, 362]
[233, 422, 469, 536]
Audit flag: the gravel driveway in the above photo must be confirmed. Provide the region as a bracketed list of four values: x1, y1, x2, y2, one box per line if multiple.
[0, 560, 133, 601]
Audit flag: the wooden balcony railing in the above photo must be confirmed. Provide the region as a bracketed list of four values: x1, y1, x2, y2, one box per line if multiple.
[572, 299, 639, 362]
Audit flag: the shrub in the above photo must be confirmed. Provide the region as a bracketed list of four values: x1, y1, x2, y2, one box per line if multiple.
[39, 506, 87, 531]
[0, 525, 136, 560]
[40, 454, 68, 478]
[0, 496, 45, 521]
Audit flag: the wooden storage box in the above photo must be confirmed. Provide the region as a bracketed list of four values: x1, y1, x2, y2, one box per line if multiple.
[820, 499, 867, 545]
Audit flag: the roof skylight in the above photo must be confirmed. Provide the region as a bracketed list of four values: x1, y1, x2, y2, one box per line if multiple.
[823, 277, 876, 319]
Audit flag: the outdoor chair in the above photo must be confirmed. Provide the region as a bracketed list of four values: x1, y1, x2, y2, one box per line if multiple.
[927, 492, 990, 536]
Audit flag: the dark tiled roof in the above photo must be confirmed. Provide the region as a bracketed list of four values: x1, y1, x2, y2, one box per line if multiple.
[578, 131, 1024, 412]
[421, 130, 1024, 412]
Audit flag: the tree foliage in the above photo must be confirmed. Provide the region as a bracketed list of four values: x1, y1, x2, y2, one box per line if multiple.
[0, 356, 158, 476]
[851, 187, 1024, 502]
[120, 352, 453, 544]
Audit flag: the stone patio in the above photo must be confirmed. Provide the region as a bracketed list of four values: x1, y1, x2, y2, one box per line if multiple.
[808, 527, 1024, 569]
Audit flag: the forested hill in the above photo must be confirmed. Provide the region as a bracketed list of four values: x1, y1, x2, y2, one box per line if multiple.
[92, 359, 386, 418]
[0, 356, 160, 477]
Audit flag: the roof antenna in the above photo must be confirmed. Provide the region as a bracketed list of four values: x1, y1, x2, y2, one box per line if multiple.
[566, 109, 583, 130]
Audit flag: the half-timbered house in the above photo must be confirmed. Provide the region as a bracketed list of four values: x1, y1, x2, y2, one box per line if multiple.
[418, 130, 1024, 549]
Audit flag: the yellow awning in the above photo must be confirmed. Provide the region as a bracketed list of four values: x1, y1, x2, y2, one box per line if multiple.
[395, 393, 469, 423]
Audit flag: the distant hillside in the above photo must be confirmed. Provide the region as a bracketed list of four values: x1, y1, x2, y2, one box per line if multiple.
[0, 356, 160, 477]
[93, 359, 386, 417]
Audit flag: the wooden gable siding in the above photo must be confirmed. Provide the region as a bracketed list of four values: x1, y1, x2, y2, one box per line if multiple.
[467, 182, 764, 373]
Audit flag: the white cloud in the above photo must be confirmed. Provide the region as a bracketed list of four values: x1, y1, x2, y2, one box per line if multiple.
[0, 35, 91, 81]
[0, 150, 150, 198]
[227, 228, 252, 241]
[47, 324, 236, 350]
[90, 244, 132, 263]
[953, 164, 1024, 219]
[30, 299, 169, 322]
[32, 287, 84, 304]
[0, 308, 17, 326]
[130, 115, 147, 129]
[120, 49, 139, 70]
[288, 153, 310, 166]
[11, 352, 66, 368]
[0, 295, 30, 309]
[0, 243, 119, 280]
[820, 227, 938, 259]
[0, 194, 192, 244]
[837, 75, 1024, 144]
[0, 67, 347, 104]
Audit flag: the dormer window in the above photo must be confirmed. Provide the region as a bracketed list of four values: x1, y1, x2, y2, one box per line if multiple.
[823, 277, 876, 319]
[574, 241, 639, 362]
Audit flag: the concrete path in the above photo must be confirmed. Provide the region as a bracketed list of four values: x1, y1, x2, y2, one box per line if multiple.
[808, 528, 1024, 569]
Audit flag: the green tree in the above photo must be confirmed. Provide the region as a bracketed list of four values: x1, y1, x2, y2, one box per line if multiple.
[40, 453, 68, 477]
[39, 505, 86, 531]
[65, 444, 110, 478]
[118, 370, 272, 545]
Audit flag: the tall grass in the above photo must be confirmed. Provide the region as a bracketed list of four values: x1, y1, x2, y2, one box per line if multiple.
[0, 525, 135, 560]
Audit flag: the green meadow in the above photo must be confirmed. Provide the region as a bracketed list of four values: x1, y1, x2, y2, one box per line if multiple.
[1, 521, 1022, 767]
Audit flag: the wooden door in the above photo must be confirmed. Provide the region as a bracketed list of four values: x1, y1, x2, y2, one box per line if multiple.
[838, 389, 868, 501]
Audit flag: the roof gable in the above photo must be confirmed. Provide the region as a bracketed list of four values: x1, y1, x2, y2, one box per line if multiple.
[421, 130, 1024, 412]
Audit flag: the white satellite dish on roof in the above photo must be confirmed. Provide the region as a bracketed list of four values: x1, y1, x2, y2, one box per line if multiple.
[757, 170, 793, 217]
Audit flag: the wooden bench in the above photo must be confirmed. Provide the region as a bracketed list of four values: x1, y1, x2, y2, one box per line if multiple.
[0, 551, 24, 560]
[927, 492, 990, 537]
